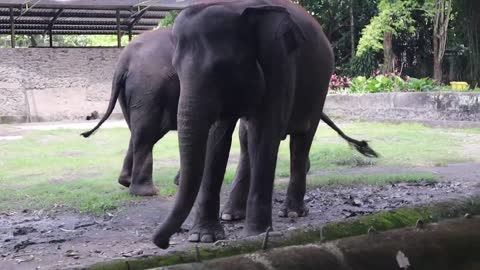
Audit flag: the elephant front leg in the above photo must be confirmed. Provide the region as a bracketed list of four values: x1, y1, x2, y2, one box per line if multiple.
[118, 138, 134, 188]
[221, 120, 250, 221]
[244, 120, 282, 236]
[279, 123, 318, 218]
[188, 119, 236, 243]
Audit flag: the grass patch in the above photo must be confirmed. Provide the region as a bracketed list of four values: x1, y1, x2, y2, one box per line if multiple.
[306, 172, 436, 187]
[275, 172, 436, 189]
[0, 122, 477, 214]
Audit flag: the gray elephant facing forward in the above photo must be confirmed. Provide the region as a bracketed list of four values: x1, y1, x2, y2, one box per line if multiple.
[153, 0, 337, 249]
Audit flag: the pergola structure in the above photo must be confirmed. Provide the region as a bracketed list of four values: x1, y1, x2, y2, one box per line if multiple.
[0, 0, 194, 47]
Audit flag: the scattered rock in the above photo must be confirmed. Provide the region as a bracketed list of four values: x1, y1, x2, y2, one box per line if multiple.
[13, 226, 37, 236]
[73, 219, 97, 230]
[14, 240, 36, 252]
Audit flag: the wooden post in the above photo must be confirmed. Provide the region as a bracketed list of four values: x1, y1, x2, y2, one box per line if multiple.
[116, 9, 121, 47]
[128, 27, 132, 41]
[49, 30, 53, 47]
[9, 7, 15, 48]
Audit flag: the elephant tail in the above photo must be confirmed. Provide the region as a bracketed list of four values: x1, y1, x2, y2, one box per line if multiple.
[80, 67, 126, 138]
[320, 112, 379, 158]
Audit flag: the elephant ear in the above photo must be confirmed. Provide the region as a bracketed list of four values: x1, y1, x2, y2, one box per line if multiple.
[241, 5, 306, 54]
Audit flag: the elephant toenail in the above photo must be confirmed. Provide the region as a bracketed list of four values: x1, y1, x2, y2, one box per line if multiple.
[201, 234, 214, 243]
[287, 211, 299, 218]
[188, 233, 200, 242]
[221, 213, 232, 221]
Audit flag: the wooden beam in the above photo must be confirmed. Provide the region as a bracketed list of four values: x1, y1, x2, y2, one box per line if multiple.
[46, 9, 64, 47]
[116, 9, 121, 47]
[44, 9, 64, 34]
[9, 7, 15, 48]
[127, 7, 149, 27]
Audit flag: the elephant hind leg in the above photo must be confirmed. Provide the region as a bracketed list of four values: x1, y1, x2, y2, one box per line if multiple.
[118, 138, 134, 188]
[278, 121, 319, 218]
[129, 118, 167, 196]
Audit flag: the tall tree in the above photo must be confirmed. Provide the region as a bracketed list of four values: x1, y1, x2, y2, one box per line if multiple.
[356, 0, 419, 73]
[350, 0, 356, 59]
[432, 0, 452, 83]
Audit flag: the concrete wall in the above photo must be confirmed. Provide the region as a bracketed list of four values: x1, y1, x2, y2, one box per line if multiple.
[1, 49, 479, 124]
[324, 92, 480, 122]
[0, 48, 123, 123]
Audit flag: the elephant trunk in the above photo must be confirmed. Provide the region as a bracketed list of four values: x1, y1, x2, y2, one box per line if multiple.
[153, 93, 212, 249]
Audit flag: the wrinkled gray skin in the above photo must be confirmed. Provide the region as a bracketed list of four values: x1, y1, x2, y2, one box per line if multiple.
[82, 27, 374, 200]
[81, 28, 179, 196]
[152, 0, 336, 249]
[82, 25, 376, 246]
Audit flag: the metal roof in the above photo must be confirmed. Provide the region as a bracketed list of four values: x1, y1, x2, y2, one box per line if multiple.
[0, 0, 195, 37]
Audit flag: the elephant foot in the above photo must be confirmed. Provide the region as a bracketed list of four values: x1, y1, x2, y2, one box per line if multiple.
[152, 227, 172, 249]
[220, 209, 245, 222]
[118, 176, 131, 188]
[188, 221, 225, 243]
[129, 183, 158, 196]
[278, 201, 309, 218]
[221, 198, 247, 221]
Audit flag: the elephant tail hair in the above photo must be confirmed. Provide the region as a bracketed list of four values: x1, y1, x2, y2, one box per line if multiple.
[320, 112, 379, 158]
[80, 69, 126, 138]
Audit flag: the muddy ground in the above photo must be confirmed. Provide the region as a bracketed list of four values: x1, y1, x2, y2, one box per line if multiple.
[1, 162, 479, 270]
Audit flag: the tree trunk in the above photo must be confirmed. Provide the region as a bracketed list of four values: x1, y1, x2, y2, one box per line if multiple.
[432, 0, 452, 84]
[350, 0, 355, 59]
[383, 32, 394, 73]
[167, 217, 480, 270]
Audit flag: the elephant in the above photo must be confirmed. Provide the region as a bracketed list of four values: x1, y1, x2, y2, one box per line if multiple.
[152, 0, 356, 249]
[81, 27, 180, 196]
[81, 27, 376, 203]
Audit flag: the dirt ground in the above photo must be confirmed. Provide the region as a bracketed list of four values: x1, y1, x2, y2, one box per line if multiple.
[1, 162, 479, 270]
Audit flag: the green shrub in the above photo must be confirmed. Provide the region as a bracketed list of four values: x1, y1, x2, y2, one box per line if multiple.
[350, 76, 368, 93]
[348, 76, 438, 93]
[348, 49, 381, 77]
[406, 77, 436, 92]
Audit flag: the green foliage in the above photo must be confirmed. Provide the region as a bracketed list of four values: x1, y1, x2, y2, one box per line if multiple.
[349, 76, 368, 93]
[405, 77, 436, 92]
[296, 0, 379, 71]
[348, 48, 382, 76]
[349, 75, 437, 93]
[158, 11, 178, 28]
[356, 0, 424, 56]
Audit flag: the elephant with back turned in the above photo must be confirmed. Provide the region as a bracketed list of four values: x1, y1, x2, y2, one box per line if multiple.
[151, 0, 363, 249]
[81, 28, 179, 196]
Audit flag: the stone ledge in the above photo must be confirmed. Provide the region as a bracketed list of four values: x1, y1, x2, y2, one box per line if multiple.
[324, 92, 480, 122]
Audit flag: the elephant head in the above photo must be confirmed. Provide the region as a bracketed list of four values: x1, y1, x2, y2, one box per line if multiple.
[153, 1, 306, 249]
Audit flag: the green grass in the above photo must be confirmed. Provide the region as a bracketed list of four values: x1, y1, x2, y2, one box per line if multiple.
[306, 172, 436, 187]
[0, 122, 477, 214]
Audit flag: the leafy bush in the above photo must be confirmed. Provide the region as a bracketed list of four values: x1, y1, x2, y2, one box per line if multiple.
[350, 76, 368, 93]
[348, 75, 437, 93]
[405, 77, 436, 92]
[348, 49, 381, 77]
